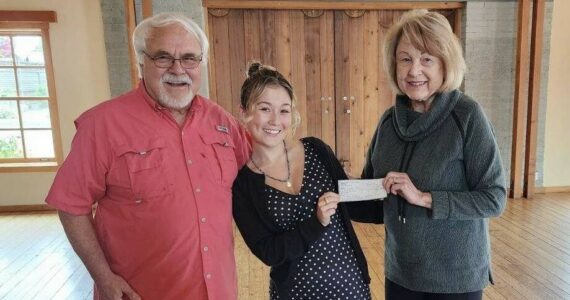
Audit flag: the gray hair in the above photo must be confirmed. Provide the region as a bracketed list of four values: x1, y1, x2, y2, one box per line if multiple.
[132, 12, 209, 78]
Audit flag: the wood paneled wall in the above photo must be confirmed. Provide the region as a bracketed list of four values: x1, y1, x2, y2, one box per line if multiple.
[207, 7, 460, 175]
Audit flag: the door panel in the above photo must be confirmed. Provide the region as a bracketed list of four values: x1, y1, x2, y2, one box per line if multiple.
[304, 11, 335, 148]
[334, 10, 398, 176]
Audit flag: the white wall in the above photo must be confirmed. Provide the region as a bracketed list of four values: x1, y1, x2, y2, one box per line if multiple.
[543, 0, 570, 187]
[0, 0, 110, 205]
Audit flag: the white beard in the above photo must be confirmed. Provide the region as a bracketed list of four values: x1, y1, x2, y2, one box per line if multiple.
[157, 88, 194, 110]
[157, 74, 195, 110]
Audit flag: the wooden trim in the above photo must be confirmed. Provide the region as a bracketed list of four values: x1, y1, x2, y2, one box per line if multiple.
[0, 166, 59, 173]
[0, 11, 57, 23]
[535, 186, 570, 194]
[142, 0, 153, 19]
[453, 8, 462, 41]
[523, 0, 545, 198]
[0, 157, 56, 163]
[203, 1, 465, 10]
[0, 204, 55, 213]
[124, 0, 139, 88]
[204, 7, 217, 99]
[510, 0, 531, 199]
[41, 25, 64, 167]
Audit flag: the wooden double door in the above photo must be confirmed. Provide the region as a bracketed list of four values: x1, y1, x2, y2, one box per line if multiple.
[207, 8, 459, 175]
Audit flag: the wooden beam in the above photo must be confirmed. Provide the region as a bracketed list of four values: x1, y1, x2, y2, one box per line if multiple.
[523, 0, 545, 198]
[0, 11, 57, 23]
[510, 0, 531, 199]
[203, 1, 464, 10]
[142, 0, 153, 19]
[124, 0, 139, 88]
[453, 9, 462, 41]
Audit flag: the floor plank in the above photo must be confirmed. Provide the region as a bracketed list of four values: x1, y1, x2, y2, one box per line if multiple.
[1, 193, 569, 299]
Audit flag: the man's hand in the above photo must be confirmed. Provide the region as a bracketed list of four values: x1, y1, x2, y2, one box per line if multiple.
[58, 211, 142, 300]
[97, 273, 141, 300]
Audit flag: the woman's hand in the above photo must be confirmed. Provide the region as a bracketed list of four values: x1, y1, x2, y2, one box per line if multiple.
[383, 172, 432, 209]
[316, 192, 340, 226]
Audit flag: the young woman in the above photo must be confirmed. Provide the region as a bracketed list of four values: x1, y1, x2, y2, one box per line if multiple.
[232, 62, 371, 300]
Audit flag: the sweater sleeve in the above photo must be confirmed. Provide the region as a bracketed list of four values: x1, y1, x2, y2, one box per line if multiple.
[232, 173, 326, 267]
[431, 101, 507, 220]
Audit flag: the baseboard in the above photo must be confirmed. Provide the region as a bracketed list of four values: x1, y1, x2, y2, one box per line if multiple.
[0, 204, 55, 213]
[535, 186, 570, 194]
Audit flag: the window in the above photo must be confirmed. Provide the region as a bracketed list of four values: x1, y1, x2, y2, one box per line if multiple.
[0, 11, 62, 171]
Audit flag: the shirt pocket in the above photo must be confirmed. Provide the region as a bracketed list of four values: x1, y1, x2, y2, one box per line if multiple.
[199, 132, 238, 188]
[115, 139, 171, 201]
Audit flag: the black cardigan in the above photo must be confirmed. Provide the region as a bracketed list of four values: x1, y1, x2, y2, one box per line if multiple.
[232, 137, 370, 298]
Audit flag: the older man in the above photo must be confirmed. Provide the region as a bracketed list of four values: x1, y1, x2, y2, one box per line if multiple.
[46, 13, 250, 300]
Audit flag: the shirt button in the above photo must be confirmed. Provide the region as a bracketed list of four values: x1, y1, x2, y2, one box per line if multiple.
[196, 188, 201, 193]
[205, 273, 212, 279]
[201, 217, 207, 223]
[203, 246, 209, 252]
[187, 159, 192, 165]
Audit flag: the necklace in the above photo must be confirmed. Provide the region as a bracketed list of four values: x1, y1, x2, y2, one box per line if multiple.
[250, 140, 292, 188]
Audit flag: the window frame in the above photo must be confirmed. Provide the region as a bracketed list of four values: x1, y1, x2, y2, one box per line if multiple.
[0, 11, 63, 172]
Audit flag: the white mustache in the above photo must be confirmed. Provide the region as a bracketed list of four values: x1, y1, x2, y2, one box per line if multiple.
[161, 74, 192, 85]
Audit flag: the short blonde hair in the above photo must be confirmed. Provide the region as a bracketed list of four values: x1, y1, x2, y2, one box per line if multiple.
[383, 9, 466, 94]
[240, 61, 301, 135]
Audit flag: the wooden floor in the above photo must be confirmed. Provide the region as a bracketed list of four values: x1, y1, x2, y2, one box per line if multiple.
[1, 193, 569, 300]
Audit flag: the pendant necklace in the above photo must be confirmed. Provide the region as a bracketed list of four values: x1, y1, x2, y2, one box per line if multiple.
[250, 140, 292, 188]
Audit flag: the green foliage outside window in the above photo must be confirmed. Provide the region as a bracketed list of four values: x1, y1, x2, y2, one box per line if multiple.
[0, 136, 22, 158]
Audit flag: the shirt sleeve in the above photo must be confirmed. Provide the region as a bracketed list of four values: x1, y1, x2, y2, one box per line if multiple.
[431, 102, 507, 220]
[232, 174, 326, 267]
[45, 114, 110, 215]
[229, 116, 252, 168]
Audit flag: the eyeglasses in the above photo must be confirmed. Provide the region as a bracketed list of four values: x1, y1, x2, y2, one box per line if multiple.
[143, 51, 203, 69]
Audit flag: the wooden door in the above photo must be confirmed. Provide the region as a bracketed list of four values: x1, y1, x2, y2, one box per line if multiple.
[207, 8, 460, 176]
[207, 9, 336, 147]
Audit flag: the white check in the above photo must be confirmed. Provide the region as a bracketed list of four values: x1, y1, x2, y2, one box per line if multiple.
[338, 179, 387, 202]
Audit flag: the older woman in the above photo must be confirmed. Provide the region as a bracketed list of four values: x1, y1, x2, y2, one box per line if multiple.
[350, 9, 507, 300]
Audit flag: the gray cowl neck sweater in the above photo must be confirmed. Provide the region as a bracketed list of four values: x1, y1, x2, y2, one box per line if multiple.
[393, 90, 461, 142]
[363, 89, 506, 293]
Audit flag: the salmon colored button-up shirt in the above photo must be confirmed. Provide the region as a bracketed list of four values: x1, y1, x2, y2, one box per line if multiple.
[46, 83, 250, 300]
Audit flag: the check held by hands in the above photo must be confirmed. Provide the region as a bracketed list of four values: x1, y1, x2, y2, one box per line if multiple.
[338, 179, 387, 202]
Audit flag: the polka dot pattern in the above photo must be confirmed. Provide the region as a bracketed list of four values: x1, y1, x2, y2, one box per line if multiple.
[266, 141, 371, 300]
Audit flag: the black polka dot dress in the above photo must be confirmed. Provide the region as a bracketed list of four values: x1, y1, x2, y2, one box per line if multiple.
[266, 141, 371, 300]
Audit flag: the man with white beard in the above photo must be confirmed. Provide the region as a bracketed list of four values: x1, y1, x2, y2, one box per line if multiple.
[46, 13, 250, 300]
